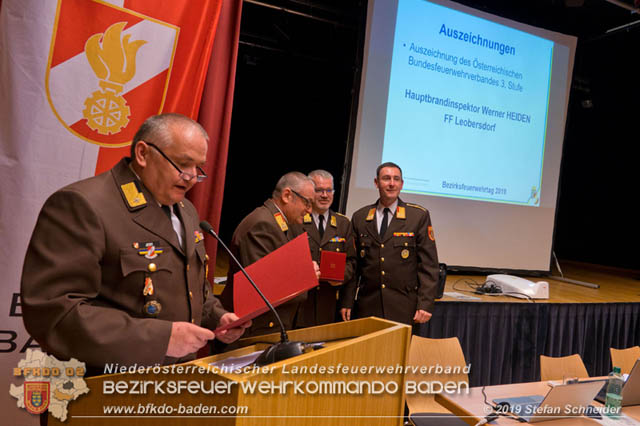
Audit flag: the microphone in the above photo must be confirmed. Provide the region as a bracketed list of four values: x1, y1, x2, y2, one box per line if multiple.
[199, 221, 304, 366]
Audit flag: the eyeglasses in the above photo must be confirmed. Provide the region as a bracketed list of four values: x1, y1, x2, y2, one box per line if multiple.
[146, 142, 208, 183]
[290, 189, 312, 208]
[315, 188, 334, 195]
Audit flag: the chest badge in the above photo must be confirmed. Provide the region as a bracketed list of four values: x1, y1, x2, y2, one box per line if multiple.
[401, 249, 410, 259]
[143, 300, 162, 317]
[143, 277, 154, 296]
[138, 242, 163, 259]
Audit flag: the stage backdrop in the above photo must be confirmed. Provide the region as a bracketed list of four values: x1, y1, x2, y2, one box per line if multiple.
[189, 0, 243, 266]
[0, 0, 225, 424]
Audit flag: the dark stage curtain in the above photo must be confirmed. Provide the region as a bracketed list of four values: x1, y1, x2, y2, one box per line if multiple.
[417, 302, 640, 387]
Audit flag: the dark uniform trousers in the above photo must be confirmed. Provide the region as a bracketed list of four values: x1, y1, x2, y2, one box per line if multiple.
[293, 211, 357, 328]
[220, 199, 306, 338]
[342, 198, 439, 325]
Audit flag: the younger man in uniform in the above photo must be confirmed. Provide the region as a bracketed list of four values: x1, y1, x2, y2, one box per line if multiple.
[341, 162, 439, 326]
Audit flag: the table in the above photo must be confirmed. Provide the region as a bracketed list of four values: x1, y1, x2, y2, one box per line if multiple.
[435, 380, 640, 425]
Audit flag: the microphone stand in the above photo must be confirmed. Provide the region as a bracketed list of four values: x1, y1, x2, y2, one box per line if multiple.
[200, 221, 304, 366]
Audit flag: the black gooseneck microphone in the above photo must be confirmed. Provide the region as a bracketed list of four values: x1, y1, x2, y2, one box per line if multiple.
[199, 221, 304, 366]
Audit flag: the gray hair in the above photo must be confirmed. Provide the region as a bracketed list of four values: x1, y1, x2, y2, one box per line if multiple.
[308, 169, 334, 186]
[130, 113, 208, 156]
[273, 172, 315, 198]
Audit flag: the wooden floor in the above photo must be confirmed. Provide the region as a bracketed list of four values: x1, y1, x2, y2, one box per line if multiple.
[443, 261, 640, 304]
[214, 251, 640, 304]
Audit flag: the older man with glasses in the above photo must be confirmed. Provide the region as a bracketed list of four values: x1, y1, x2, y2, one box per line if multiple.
[220, 171, 320, 338]
[21, 113, 248, 374]
[294, 170, 357, 328]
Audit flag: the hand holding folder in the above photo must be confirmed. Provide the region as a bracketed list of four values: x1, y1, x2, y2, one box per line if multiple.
[214, 233, 318, 332]
[319, 250, 347, 283]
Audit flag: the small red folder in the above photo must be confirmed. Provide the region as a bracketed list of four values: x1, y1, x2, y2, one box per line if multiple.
[319, 250, 346, 282]
[214, 233, 318, 333]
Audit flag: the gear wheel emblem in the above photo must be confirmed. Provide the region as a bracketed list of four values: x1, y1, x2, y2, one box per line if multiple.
[83, 90, 131, 135]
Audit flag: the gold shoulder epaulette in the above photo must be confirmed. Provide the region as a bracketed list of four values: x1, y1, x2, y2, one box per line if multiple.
[334, 211, 348, 218]
[406, 203, 426, 212]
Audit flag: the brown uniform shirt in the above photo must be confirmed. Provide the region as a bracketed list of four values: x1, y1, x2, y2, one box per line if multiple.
[294, 211, 356, 328]
[20, 158, 226, 370]
[220, 199, 304, 337]
[343, 198, 439, 325]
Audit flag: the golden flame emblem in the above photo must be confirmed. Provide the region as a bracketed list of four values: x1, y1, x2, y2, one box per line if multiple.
[82, 22, 146, 135]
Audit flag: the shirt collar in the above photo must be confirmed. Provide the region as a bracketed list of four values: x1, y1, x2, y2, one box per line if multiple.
[312, 210, 329, 223]
[377, 199, 398, 215]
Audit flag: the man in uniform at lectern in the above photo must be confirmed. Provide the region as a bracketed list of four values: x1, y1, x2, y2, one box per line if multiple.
[340, 162, 439, 326]
[21, 113, 247, 373]
[220, 171, 319, 337]
[294, 170, 356, 328]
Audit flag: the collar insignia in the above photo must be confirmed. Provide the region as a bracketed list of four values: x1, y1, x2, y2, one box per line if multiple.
[274, 212, 288, 232]
[396, 206, 406, 219]
[121, 182, 146, 208]
[366, 208, 375, 221]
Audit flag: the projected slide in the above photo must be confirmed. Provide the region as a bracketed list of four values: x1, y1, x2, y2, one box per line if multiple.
[381, 0, 553, 206]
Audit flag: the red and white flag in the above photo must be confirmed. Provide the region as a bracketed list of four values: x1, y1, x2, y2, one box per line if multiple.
[0, 1, 222, 423]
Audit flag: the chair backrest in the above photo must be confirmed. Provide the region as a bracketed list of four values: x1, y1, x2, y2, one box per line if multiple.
[611, 346, 640, 375]
[539, 354, 589, 382]
[405, 336, 469, 415]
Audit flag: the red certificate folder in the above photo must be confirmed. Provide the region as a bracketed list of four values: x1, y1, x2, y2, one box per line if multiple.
[214, 233, 318, 332]
[319, 250, 346, 281]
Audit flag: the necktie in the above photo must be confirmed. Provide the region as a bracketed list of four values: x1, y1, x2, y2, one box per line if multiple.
[379, 208, 390, 238]
[162, 205, 183, 247]
[318, 215, 325, 238]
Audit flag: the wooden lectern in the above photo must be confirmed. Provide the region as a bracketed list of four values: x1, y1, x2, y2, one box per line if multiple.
[51, 318, 411, 426]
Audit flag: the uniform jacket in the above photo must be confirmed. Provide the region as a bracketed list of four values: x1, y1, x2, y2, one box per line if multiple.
[220, 199, 304, 337]
[343, 198, 439, 325]
[294, 210, 356, 328]
[21, 158, 226, 369]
